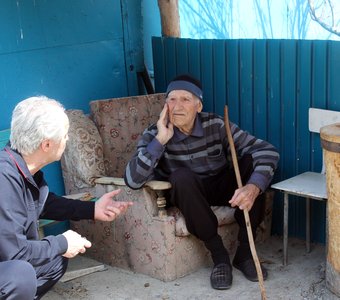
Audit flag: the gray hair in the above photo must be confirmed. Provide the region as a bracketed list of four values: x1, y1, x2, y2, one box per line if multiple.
[10, 96, 69, 155]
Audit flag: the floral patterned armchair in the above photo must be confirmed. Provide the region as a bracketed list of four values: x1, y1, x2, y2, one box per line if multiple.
[61, 94, 272, 281]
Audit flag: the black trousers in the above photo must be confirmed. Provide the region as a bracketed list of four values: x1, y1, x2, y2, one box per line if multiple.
[0, 256, 68, 300]
[167, 155, 265, 261]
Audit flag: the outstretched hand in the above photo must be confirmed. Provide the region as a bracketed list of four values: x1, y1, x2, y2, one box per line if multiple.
[94, 189, 133, 222]
[228, 183, 260, 211]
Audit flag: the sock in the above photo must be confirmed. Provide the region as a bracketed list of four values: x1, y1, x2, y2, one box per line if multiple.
[204, 235, 230, 266]
[233, 227, 256, 263]
[233, 244, 252, 264]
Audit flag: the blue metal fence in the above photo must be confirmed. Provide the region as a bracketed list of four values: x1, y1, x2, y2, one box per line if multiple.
[152, 37, 340, 243]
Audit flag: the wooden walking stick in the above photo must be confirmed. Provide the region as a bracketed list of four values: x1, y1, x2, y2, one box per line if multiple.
[224, 106, 267, 300]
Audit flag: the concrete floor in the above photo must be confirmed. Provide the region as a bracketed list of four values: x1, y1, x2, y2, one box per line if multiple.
[44, 236, 339, 300]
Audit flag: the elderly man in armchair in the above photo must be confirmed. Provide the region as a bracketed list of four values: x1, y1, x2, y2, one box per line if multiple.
[125, 74, 279, 290]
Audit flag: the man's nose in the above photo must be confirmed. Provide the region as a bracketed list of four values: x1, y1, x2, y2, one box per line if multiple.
[172, 100, 182, 109]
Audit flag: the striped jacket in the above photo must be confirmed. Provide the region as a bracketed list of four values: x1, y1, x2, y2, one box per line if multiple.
[124, 112, 279, 192]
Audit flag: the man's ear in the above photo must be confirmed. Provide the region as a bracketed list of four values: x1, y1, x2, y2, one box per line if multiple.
[197, 100, 203, 112]
[40, 140, 50, 153]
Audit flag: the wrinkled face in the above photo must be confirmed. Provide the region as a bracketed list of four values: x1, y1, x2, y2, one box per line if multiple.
[166, 90, 202, 134]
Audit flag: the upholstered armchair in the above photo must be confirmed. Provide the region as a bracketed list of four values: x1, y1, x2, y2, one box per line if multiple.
[61, 94, 272, 281]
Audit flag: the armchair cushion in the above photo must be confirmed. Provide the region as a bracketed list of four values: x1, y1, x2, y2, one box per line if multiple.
[169, 206, 236, 237]
[61, 110, 106, 194]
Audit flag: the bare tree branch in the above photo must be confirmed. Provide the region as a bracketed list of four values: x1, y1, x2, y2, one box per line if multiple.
[308, 0, 340, 37]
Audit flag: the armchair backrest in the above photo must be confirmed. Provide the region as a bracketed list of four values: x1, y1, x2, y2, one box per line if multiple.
[90, 93, 165, 177]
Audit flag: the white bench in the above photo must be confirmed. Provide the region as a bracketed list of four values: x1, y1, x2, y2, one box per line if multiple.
[271, 108, 340, 266]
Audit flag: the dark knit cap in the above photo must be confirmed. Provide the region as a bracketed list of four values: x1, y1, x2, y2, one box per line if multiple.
[166, 74, 203, 102]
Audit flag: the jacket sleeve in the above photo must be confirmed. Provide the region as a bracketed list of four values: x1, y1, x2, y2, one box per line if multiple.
[124, 124, 165, 189]
[40, 193, 95, 221]
[224, 121, 280, 192]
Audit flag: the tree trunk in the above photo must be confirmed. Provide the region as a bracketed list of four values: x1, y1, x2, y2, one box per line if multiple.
[157, 0, 180, 37]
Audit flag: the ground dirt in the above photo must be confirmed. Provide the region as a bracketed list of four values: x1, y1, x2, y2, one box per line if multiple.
[44, 236, 339, 300]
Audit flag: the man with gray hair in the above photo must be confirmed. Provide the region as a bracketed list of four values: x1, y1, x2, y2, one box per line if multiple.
[125, 74, 279, 290]
[0, 96, 133, 299]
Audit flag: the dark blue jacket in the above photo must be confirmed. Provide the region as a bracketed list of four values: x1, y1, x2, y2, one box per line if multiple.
[0, 145, 95, 267]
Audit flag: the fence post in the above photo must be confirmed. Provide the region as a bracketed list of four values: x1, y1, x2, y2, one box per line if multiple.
[320, 123, 340, 297]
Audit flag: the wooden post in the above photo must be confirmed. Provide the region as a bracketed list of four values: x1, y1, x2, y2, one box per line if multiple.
[320, 123, 340, 297]
[157, 0, 181, 37]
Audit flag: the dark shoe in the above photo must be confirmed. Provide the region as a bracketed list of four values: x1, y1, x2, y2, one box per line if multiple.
[233, 259, 268, 282]
[210, 263, 233, 290]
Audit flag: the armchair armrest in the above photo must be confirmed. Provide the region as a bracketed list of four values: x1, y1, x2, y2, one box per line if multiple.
[94, 177, 126, 186]
[94, 177, 171, 189]
[145, 180, 172, 217]
[145, 180, 171, 190]
[93, 177, 172, 218]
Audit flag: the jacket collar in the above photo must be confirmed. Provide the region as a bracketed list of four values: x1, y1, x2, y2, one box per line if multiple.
[4, 144, 38, 186]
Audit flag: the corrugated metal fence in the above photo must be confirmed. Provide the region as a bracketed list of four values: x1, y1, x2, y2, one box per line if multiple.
[152, 37, 340, 243]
